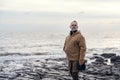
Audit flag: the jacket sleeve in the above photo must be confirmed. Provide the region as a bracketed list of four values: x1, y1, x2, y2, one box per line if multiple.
[63, 38, 66, 51]
[78, 35, 86, 64]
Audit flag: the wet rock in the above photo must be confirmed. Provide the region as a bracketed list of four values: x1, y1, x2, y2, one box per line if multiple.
[0, 54, 120, 80]
[34, 52, 48, 55]
[0, 66, 4, 71]
[42, 78, 56, 80]
[112, 64, 120, 76]
[111, 56, 120, 64]
[47, 57, 66, 62]
[0, 53, 30, 56]
[101, 53, 116, 58]
[95, 57, 104, 63]
[86, 67, 99, 75]
[89, 55, 100, 60]
[3, 60, 15, 64]
[0, 74, 9, 78]
[93, 53, 98, 55]
[8, 72, 20, 79]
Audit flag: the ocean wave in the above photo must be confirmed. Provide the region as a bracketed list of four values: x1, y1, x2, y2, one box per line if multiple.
[0, 52, 49, 57]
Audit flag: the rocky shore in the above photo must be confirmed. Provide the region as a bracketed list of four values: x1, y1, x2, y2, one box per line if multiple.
[0, 53, 120, 80]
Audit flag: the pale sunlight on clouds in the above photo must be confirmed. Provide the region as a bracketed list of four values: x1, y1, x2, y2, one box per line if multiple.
[0, 0, 120, 32]
[0, 0, 120, 14]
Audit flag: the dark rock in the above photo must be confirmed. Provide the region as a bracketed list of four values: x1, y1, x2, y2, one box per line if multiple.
[3, 60, 14, 64]
[112, 64, 120, 76]
[50, 58, 66, 61]
[1, 55, 120, 80]
[111, 56, 120, 63]
[93, 53, 98, 55]
[34, 52, 48, 55]
[0, 74, 9, 78]
[90, 56, 100, 60]
[8, 73, 19, 79]
[104, 59, 108, 62]
[0, 52, 30, 56]
[95, 57, 104, 63]
[101, 53, 116, 58]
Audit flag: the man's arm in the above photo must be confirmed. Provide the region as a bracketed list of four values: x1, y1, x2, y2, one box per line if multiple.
[63, 38, 66, 51]
[79, 35, 86, 65]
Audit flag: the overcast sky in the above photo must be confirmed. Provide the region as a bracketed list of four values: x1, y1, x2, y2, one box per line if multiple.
[0, 0, 120, 33]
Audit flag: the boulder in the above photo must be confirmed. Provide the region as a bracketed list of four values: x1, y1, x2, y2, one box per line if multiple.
[95, 57, 104, 63]
[101, 53, 116, 58]
[111, 56, 120, 63]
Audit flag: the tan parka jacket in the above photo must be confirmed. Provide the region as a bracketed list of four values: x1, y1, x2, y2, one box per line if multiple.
[63, 31, 86, 64]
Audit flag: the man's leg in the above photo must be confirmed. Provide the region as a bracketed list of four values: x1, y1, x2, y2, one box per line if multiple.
[68, 61, 79, 80]
[71, 72, 78, 80]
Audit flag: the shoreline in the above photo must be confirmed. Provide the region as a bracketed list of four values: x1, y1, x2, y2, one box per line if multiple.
[0, 52, 120, 80]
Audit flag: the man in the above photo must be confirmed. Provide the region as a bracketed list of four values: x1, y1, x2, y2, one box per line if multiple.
[63, 20, 86, 80]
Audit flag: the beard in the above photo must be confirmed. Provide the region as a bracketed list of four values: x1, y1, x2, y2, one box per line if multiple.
[71, 28, 77, 31]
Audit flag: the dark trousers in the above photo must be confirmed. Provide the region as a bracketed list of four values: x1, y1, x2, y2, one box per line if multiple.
[68, 61, 79, 80]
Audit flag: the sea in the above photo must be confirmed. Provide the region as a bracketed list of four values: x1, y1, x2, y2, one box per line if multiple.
[0, 31, 120, 63]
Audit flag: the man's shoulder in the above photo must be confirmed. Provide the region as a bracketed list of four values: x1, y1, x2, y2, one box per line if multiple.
[76, 32, 85, 40]
[76, 32, 82, 37]
[66, 35, 70, 39]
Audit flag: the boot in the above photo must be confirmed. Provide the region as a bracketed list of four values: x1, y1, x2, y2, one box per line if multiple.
[72, 72, 78, 80]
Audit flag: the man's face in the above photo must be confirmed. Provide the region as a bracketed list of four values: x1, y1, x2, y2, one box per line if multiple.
[70, 22, 78, 31]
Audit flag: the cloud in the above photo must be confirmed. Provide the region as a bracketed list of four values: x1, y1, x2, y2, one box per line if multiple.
[0, 0, 120, 32]
[0, 11, 119, 33]
[0, 0, 120, 15]
[0, 10, 120, 26]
